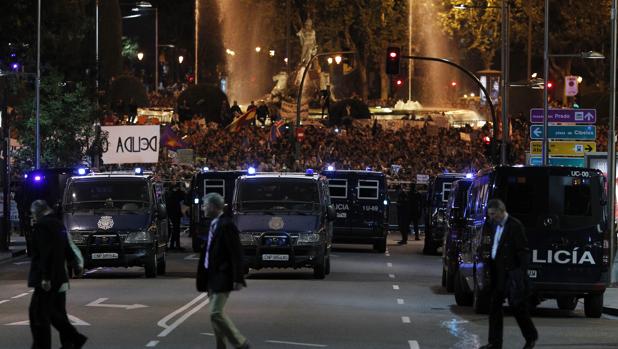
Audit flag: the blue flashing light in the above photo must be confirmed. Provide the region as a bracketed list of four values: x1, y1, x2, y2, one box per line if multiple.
[24, 174, 28, 179]
[34, 175, 42, 182]
[334, 128, 340, 133]
[203, 166, 210, 172]
[134, 167, 143, 175]
[465, 173, 473, 179]
[327, 165, 334, 171]
[194, 198, 199, 204]
[248, 167, 256, 175]
[305, 169, 314, 176]
[365, 166, 372, 172]
[10, 63, 19, 71]
[383, 200, 388, 206]
[77, 168, 87, 176]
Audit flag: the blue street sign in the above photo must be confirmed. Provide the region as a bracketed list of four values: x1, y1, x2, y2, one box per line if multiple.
[529, 156, 585, 167]
[530, 108, 596, 124]
[529, 125, 596, 140]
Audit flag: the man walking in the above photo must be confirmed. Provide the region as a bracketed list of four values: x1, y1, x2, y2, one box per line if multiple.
[28, 200, 88, 349]
[480, 199, 537, 349]
[196, 193, 250, 349]
[396, 186, 410, 245]
[166, 183, 185, 250]
[408, 184, 422, 241]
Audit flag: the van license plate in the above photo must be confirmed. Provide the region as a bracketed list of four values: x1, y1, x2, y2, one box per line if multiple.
[527, 269, 538, 278]
[262, 254, 289, 261]
[92, 253, 118, 260]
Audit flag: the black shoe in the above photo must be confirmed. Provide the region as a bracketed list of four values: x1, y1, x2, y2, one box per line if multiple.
[238, 340, 251, 349]
[523, 339, 536, 349]
[397, 240, 407, 245]
[479, 344, 501, 349]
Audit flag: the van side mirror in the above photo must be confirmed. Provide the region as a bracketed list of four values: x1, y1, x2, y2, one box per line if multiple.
[157, 204, 168, 219]
[327, 205, 336, 221]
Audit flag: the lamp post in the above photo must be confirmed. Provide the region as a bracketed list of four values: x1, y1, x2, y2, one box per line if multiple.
[35, 0, 41, 169]
[609, 0, 617, 283]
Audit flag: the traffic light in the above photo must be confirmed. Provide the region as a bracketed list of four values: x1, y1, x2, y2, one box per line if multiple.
[386, 47, 401, 75]
[547, 81, 553, 89]
[394, 78, 404, 87]
[483, 137, 500, 165]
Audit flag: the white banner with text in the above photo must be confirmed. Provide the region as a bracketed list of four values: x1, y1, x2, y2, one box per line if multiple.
[102, 125, 160, 164]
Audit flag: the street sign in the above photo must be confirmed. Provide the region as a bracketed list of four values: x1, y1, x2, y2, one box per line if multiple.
[530, 141, 596, 156]
[530, 108, 596, 124]
[529, 156, 585, 167]
[565, 75, 579, 96]
[529, 125, 596, 140]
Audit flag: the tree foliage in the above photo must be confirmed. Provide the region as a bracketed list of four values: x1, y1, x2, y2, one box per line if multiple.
[14, 70, 96, 171]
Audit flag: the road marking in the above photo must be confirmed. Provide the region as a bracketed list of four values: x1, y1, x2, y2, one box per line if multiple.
[145, 340, 159, 347]
[11, 293, 29, 299]
[393, 285, 400, 290]
[387, 262, 393, 267]
[408, 340, 420, 349]
[13, 261, 30, 265]
[397, 298, 405, 305]
[402, 316, 411, 323]
[388, 274, 395, 278]
[0, 300, 9, 305]
[184, 254, 200, 260]
[6, 314, 90, 326]
[200, 332, 215, 336]
[84, 267, 103, 275]
[157, 293, 210, 337]
[266, 340, 327, 347]
[87, 297, 148, 310]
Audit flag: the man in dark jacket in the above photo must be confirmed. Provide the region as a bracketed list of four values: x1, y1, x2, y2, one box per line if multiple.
[408, 184, 422, 241]
[480, 199, 537, 349]
[197, 193, 249, 349]
[166, 183, 186, 250]
[396, 186, 411, 245]
[28, 200, 87, 349]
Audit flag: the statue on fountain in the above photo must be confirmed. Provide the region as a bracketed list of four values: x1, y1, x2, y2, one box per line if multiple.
[297, 18, 318, 65]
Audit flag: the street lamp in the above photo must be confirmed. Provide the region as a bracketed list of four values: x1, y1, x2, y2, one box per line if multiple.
[327, 57, 333, 65]
[269, 50, 275, 57]
[255, 46, 262, 53]
[137, 52, 144, 61]
[334, 56, 342, 64]
[178, 56, 184, 64]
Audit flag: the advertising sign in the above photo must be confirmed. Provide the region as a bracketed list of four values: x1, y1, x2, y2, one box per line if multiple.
[101, 125, 160, 164]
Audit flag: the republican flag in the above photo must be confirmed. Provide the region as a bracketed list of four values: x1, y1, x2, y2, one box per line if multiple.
[269, 120, 286, 143]
[226, 109, 256, 133]
[160, 125, 189, 150]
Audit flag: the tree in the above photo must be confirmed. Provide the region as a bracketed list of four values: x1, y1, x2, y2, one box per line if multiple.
[14, 70, 96, 171]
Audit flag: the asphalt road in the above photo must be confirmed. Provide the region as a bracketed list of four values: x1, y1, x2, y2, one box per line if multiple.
[1, 234, 617, 349]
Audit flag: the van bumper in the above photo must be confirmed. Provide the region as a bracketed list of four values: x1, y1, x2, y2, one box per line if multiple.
[243, 244, 323, 269]
[332, 226, 386, 244]
[533, 280, 608, 297]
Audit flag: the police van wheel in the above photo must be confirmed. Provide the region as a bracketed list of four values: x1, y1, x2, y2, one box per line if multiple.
[145, 253, 158, 278]
[454, 271, 473, 306]
[157, 254, 167, 275]
[374, 238, 387, 253]
[556, 296, 578, 311]
[441, 269, 447, 287]
[584, 293, 603, 318]
[473, 281, 490, 314]
[445, 268, 456, 293]
[325, 256, 331, 275]
[313, 255, 327, 279]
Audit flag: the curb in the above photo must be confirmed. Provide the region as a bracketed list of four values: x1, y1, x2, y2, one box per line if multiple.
[603, 306, 618, 316]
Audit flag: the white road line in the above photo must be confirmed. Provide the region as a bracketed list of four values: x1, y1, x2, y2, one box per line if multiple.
[157, 293, 210, 337]
[387, 262, 393, 267]
[84, 267, 102, 275]
[393, 285, 400, 290]
[402, 316, 411, 323]
[397, 298, 405, 305]
[145, 340, 159, 347]
[200, 332, 215, 336]
[388, 274, 395, 278]
[11, 293, 29, 299]
[184, 254, 200, 260]
[266, 340, 327, 347]
[408, 340, 420, 349]
[0, 300, 9, 305]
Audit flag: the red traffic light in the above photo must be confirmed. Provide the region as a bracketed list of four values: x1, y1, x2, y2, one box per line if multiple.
[483, 136, 491, 145]
[451, 81, 457, 87]
[389, 51, 398, 59]
[395, 79, 403, 86]
[547, 81, 553, 89]
[386, 47, 401, 75]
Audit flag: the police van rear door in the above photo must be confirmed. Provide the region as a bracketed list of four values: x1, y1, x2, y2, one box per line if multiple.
[497, 167, 607, 285]
[327, 176, 350, 232]
[352, 176, 383, 232]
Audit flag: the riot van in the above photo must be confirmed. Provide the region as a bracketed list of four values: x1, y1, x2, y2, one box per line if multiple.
[62, 170, 169, 278]
[423, 173, 469, 255]
[189, 170, 246, 252]
[19, 167, 90, 255]
[233, 171, 335, 279]
[321, 169, 389, 253]
[441, 178, 472, 292]
[454, 166, 609, 318]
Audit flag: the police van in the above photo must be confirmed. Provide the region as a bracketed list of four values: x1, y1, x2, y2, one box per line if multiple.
[424, 173, 469, 255]
[454, 166, 608, 317]
[62, 169, 169, 278]
[441, 178, 473, 292]
[19, 167, 91, 255]
[321, 169, 389, 252]
[189, 169, 246, 252]
[233, 171, 335, 279]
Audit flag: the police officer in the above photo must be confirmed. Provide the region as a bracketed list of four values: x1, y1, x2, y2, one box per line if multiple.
[167, 183, 186, 251]
[28, 200, 87, 349]
[397, 186, 411, 245]
[408, 184, 422, 241]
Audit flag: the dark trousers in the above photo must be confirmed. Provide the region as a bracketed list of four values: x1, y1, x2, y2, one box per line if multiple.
[169, 215, 181, 249]
[411, 217, 420, 239]
[488, 264, 538, 347]
[398, 217, 410, 242]
[29, 288, 83, 349]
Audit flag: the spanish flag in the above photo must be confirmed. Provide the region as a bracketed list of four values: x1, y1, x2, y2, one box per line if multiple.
[225, 109, 256, 133]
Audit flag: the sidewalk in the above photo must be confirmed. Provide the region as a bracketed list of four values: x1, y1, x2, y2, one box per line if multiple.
[0, 233, 27, 263]
[603, 286, 618, 316]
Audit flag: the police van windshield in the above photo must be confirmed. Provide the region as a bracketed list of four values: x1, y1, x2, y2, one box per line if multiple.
[66, 180, 150, 211]
[499, 172, 604, 229]
[237, 179, 319, 212]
